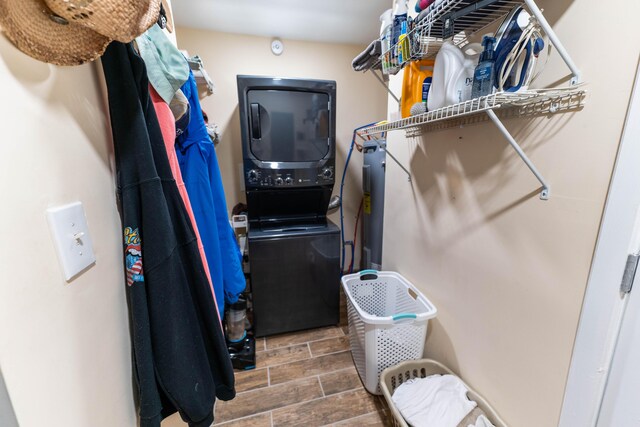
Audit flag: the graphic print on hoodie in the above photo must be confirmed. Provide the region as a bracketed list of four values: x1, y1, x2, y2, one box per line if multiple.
[124, 227, 144, 285]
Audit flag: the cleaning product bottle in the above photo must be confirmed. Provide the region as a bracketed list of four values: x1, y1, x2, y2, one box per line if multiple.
[472, 36, 497, 98]
[427, 42, 481, 110]
[401, 59, 434, 118]
[391, 0, 408, 67]
[380, 9, 393, 71]
[398, 20, 410, 64]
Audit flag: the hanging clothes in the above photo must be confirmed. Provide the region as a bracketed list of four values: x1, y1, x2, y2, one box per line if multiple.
[149, 84, 221, 327]
[101, 42, 235, 427]
[135, 24, 190, 104]
[176, 71, 245, 316]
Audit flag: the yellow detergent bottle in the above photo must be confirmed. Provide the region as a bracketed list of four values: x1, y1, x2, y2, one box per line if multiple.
[401, 59, 435, 118]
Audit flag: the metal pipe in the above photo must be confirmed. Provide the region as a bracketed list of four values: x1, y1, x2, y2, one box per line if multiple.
[486, 109, 549, 199]
[524, 0, 581, 84]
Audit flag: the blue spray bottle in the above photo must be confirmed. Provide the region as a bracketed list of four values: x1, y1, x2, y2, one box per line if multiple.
[391, 0, 408, 66]
[472, 36, 497, 99]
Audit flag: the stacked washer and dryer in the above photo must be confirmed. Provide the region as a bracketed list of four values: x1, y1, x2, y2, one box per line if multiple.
[237, 76, 340, 337]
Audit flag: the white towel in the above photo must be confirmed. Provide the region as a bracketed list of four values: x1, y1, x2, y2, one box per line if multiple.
[469, 414, 495, 427]
[392, 374, 477, 427]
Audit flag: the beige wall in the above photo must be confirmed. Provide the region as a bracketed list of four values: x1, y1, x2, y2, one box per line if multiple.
[0, 39, 135, 425]
[174, 28, 388, 257]
[1, 2, 636, 426]
[381, 0, 640, 426]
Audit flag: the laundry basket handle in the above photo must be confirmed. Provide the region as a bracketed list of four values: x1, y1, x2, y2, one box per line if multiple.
[392, 313, 417, 322]
[359, 269, 378, 280]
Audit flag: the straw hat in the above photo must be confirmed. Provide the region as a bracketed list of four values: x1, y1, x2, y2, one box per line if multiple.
[0, 0, 161, 66]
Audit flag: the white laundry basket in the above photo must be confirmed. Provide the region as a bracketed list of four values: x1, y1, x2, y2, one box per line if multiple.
[342, 270, 437, 394]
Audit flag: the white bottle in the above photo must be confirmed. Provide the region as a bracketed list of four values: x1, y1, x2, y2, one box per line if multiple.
[380, 9, 393, 39]
[427, 42, 481, 110]
[380, 9, 393, 68]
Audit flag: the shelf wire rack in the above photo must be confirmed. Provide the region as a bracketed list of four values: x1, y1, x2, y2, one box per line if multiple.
[381, 0, 523, 74]
[358, 88, 585, 136]
[358, 87, 586, 200]
[413, 0, 523, 59]
[364, 0, 584, 199]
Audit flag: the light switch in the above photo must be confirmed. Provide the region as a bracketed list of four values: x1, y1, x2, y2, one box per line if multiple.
[46, 202, 96, 281]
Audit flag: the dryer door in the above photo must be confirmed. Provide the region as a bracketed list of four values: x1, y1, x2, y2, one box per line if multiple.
[247, 89, 330, 162]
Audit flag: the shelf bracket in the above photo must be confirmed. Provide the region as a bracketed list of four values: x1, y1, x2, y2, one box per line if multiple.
[486, 109, 550, 200]
[384, 146, 412, 183]
[360, 133, 412, 182]
[524, 0, 581, 85]
[370, 69, 401, 105]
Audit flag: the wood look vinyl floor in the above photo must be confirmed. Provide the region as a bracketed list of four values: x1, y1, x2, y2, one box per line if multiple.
[163, 325, 392, 427]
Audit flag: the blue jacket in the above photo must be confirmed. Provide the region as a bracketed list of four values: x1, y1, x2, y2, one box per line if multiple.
[176, 72, 245, 316]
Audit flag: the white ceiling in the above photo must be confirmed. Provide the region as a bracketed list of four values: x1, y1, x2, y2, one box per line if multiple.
[171, 0, 392, 45]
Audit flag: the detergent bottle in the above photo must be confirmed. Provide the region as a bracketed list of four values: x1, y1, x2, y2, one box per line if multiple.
[401, 59, 434, 118]
[427, 42, 481, 110]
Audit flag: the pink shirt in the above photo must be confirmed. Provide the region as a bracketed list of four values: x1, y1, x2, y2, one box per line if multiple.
[149, 85, 222, 326]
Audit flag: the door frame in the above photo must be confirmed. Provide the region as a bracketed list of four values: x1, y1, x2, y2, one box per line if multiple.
[559, 59, 640, 427]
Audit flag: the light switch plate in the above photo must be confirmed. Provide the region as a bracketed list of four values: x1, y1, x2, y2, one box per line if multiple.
[46, 202, 96, 281]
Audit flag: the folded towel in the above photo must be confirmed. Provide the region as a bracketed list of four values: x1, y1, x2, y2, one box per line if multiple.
[392, 374, 477, 427]
[352, 40, 382, 71]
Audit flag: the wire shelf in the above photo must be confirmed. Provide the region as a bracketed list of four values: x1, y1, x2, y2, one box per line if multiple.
[381, 0, 524, 74]
[415, 0, 523, 57]
[361, 0, 583, 200]
[357, 88, 586, 136]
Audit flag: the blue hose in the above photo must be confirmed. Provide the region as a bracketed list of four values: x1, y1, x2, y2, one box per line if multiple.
[340, 123, 377, 274]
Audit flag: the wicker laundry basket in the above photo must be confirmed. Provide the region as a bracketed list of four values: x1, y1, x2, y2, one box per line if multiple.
[380, 359, 508, 427]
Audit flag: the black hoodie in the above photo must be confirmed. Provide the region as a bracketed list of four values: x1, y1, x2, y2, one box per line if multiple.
[101, 42, 235, 427]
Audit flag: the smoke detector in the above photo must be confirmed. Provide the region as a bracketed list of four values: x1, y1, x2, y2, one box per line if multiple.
[271, 38, 284, 56]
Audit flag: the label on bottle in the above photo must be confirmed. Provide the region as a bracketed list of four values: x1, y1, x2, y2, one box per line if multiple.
[472, 62, 495, 98]
[475, 66, 491, 80]
[398, 20, 409, 64]
[422, 76, 432, 104]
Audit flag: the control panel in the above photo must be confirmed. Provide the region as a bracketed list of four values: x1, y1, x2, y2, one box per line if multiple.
[245, 165, 335, 189]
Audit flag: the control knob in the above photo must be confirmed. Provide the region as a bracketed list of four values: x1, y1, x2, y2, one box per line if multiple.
[275, 177, 284, 185]
[322, 168, 333, 179]
[247, 169, 258, 182]
[284, 177, 294, 185]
